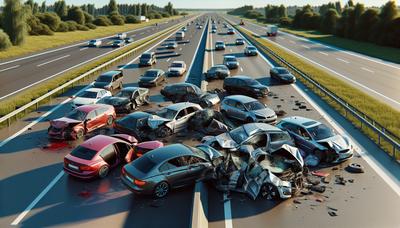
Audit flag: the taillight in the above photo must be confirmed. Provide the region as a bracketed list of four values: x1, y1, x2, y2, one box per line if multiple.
[134, 179, 146, 186]
[80, 166, 95, 171]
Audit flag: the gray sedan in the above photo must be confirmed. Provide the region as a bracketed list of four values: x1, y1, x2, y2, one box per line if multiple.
[205, 64, 230, 80]
[221, 95, 277, 124]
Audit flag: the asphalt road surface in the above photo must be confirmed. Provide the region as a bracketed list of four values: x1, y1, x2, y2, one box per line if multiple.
[224, 15, 400, 111]
[0, 14, 399, 228]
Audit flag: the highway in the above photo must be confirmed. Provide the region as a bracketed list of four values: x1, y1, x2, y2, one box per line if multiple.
[0, 16, 193, 100]
[224, 15, 400, 111]
[0, 13, 399, 228]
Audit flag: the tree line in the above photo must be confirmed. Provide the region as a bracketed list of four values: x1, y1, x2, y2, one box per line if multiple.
[0, 0, 184, 51]
[228, 1, 400, 48]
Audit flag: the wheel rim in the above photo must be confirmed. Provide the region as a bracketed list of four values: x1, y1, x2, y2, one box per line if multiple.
[155, 182, 168, 197]
[107, 116, 113, 125]
[76, 130, 84, 139]
[265, 184, 276, 200]
[99, 166, 109, 178]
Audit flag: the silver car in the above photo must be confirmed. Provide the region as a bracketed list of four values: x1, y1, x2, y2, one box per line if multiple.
[223, 55, 239, 69]
[147, 102, 202, 137]
[215, 41, 226, 50]
[221, 95, 277, 124]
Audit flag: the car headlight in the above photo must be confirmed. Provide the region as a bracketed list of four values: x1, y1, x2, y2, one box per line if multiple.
[281, 186, 291, 196]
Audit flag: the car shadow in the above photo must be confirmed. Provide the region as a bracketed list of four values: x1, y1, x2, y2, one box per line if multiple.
[223, 53, 246, 59]
[118, 63, 139, 69]
[156, 53, 181, 59]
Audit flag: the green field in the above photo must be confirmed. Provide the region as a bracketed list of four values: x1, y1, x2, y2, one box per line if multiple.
[0, 16, 181, 60]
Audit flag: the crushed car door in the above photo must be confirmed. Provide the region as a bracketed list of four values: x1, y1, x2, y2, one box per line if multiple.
[160, 157, 190, 187]
[174, 109, 189, 132]
[186, 156, 210, 183]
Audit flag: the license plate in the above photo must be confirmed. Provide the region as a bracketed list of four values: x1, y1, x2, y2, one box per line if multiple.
[68, 164, 79, 170]
[125, 175, 134, 183]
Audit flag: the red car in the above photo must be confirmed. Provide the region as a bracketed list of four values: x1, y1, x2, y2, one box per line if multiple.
[48, 104, 116, 140]
[126, 140, 164, 162]
[64, 134, 163, 179]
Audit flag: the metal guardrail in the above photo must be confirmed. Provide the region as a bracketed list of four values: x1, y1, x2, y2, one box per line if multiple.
[0, 22, 185, 127]
[234, 24, 400, 163]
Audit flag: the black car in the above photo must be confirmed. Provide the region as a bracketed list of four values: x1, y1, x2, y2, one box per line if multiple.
[138, 69, 167, 87]
[223, 75, 270, 98]
[114, 111, 153, 141]
[160, 83, 220, 108]
[139, 52, 157, 66]
[98, 87, 149, 113]
[269, 67, 296, 83]
[205, 65, 230, 81]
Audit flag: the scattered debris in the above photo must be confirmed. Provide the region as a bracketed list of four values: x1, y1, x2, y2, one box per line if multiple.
[306, 176, 320, 185]
[327, 206, 338, 211]
[328, 211, 338, 217]
[78, 190, 92, 198]
[311, 185, 326, 193]
[346, 163, 365, 173]
[348, 179, 354, 183]
[322, 176, 331, 184]
[335, 175, 347, 185]
[311, 171, 329, 178]
[293, 199, 302, 204]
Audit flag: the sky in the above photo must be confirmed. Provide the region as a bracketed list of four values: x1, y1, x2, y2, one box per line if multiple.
[30, 0, 396, 9]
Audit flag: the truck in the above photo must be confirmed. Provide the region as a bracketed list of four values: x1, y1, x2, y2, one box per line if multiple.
[266, 25, 278, 36]
[176, 31, 185, 41]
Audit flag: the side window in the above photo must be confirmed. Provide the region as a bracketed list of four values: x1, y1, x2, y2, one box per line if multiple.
[112, 76, 116, 82]
[235, 102, 245, 111]
[270, 132, 290, 142]
[299, 127, 311, 139]
[176, 109, 187, 119]
[246, 134, 268, 147]
[100, 145, 116, 159]
[186, 86, 195, 94]
[281, 123, 297, 133]
[188, 156, 206, 165]
[167, 156, 190, 167]
[86, 111, 96, 120]
[159, 162, 175, 172]
[186, 107, 196, 114]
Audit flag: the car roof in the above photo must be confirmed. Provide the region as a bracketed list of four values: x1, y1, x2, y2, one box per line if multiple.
[80, 135, 125, 151]
[212, 64, 228, 68]
[137, 141, 164, 150]
[121, 111, 151, 120]
[143, 144, 194, 163]
[241, 122, 281, 135]
[166, 102, 199, 111]
[225, 95, 257, 103]
[166, 82, 197, 88]
[229, 75, 252, 80]
[224, 55, 236, 59]
[281, 116, 321, 128]
[273, 67, 287, 70]
[99, 70, 121, 77]
[142, 51, 154, 55]
[85, 88, 105, 92]
[76, 104, 110, 113]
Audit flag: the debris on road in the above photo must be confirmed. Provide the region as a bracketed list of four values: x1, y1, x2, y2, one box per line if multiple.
[346, 163, 365, 173]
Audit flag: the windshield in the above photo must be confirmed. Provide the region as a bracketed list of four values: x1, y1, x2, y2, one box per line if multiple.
[70, 146, 98, 160]
[244, 101, 265, 111]
[171, 63, 183, 68]
[236, 39, 243, 42]
[216, 42, 224, 45]
[90, 40, 97, 42]
[96, 76, 111, 83]
[225, 57, 236, 62]
[156, 108, 177, 119]
[229, 126, 249, 144]
[78, 91, 98, 98]
[307, 123, 335, 140]
[141, 54, 151, 59]
[277, 69, 290, 74]
[245, 79, 261, 86]
[115, 90, 133, 98]
[144, 70, 158, 78]
[66, 109, 87, 121]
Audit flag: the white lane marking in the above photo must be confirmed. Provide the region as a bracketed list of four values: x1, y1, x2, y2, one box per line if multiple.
[179, 47, 182, 51]
[6, 20, 193, 225]
[166, 58, 171, 62]
[185, 19, 207, 81]
[10, 171, 65, 226]
[79, 47, 88, 51]
[0, 65, 20, 73]
[223, 193, 233, 228]
[301, 45, 310, 49]
[318, 51, 328, 56]
[240, 67, 243, 72]
[336, 58, 350, 64]
[361, 67, 374, 73]
[210, 26, 214, 66]
[37, 55, 70, 67]
[230, 49, 233, 52]
[289, 40, 295, 44]
[277, 37, 285, 40]
[227, 16, 400, 197]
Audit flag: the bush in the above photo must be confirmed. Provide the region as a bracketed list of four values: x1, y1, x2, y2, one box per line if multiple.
[94, 16, 112, 26]
[67, 6, 85, 25]
[83, 11, 94, 24]
[76, 24, 89, 31]
[85, 23, 97, 29]
[27, 15, 54, 35]
[36, 12, 61, 32]
[110, 14, 125, 25]
[0, 29, 12, 51]
[65, 20, 78, 31]
[243, 10, 263, 19]
[161, 12, 171, 18]
[154, 13, 162, 19]
[279, 17, 292, 27]
[56, 22, 69, 32]
[180, 12, 188, 16]
[125, 15, 139, 23]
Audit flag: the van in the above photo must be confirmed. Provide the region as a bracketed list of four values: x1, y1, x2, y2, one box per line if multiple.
[266, 25, 278, 36]
[176, 31, 185, 41]
[93, 70, 124, 91]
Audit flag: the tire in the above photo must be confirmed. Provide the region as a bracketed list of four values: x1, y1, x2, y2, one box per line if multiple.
[157, 126, 172, 138]
[106, 115, 114, 126]
[75, 129, 84, 140]
[346, 163, 364, 173]
[98, 165, 110, 178]
[262, 183, 279, 200]
[154, 181, 169, 198]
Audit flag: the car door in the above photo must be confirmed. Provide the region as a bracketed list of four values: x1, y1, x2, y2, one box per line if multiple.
[282, 123, 313, 152]
[94, 107, 108, 129]
[84, 110, 97, 131]
[173, 108, 189, 132]
[234, 102, 248, 120]
[185, 156, 210, 183]
[160, 157, 190, 187]
[99, 144, 118, 167]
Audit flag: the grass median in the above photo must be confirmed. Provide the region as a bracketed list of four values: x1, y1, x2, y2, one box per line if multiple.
[0, 16, 181, 60]
[235, 25, 400, 159]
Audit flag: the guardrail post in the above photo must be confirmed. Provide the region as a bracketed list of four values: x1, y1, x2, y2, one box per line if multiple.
[7, 117, 11, 127]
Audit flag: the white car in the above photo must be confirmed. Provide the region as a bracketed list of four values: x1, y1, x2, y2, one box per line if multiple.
[72, 88, 112, 108]
[88, 39, 102, 47]
[117, 33, 127, 39]
[168, 61, 187, 76]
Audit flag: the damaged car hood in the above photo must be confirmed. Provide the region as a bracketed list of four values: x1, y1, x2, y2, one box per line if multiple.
[147, 115, 171, 129]
[214, 133, 238, 149]
[252, 108, 276, 118]
[317, 135, 351, 152]
[200, 93, 220, 105]
[51, 117, 82, 128]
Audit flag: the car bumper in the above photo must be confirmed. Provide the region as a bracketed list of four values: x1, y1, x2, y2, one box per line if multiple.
[169, 71, 183, 76]
[256, 118, 277, 124]
[64, 167, 97, 179]
[333, 150, 354, 163]
[121, 175, 152, 195]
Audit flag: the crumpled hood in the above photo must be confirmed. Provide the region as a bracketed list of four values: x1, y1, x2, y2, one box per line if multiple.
[147, 115, 171, 129]
[51, 117, 82, 128]
[214, 133, 238, 149]
[102, 97, 129, 106]
[252, 108, 276, 118]
[200, 93, 220, 105]
[73, 97, 96, 106]
[317, 135, 351, 152]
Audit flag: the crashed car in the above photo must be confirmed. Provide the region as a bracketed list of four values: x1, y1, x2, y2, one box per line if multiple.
[114, 111, 153, 141]
[277, 116, 354, 165]
[98, 87, 149, 114]
[221, 95, 277, 124]
[147, 102, 203, 137]
[223, 55, 239, 70]
[160, 82, 220, 108]
[205, 64, 230, 81]
[138, 69, 167, 87]
[188, 109, 230, 136]
[48, 104, 116, 140]
[270, 67, 296, 84]
[164, 41, 178, 49]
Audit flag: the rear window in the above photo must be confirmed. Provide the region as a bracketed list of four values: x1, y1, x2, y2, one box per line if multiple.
[141, 54, 151, 58]
[97, 75, 112, 83]
[70, 146, 98, 160]
[133, 156, 157, 173]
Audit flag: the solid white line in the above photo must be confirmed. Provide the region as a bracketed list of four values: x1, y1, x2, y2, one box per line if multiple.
[336, 58, 350, 64]
[302, 45, 310, 49]
[10, 171, 65, 226]
[37, 55, 70, 67]
[79, 47, 88, 51]
[166, 58, 171, 62]
[361, 67, 374, 73]
[223, 193, 233, 228]
[0, 65, 20, 73]
[318, 51, 328, 56]
[240, 67, 243, 72]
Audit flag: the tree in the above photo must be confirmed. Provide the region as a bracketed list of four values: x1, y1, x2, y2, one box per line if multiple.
[37, 12, 60, 31]
[0, 29, 12, 50]
[164, 2, 174, 16]
[54, 0, 67, 19]
[40, 1, 46, 13]
[141, 4, 148, 17]
[356, 9, 379, 41]
[3, 0, 27, 45]
[67, 6, 85, 25]
[335, 2, 342, 14]
[321, 9, 339, 34]
[278, 5, 287, 18]
[347, 0, 354, 8]
[108, 0, 118, 15]
[379, 1, 397, 22]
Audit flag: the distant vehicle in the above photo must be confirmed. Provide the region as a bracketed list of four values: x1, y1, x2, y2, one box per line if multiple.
[88, 39, 102, 47]
[205, 64, 230, 80]
[48, 104, 116, 140]
[211, 24, 217, 30]
[277, 116, 354, 164]
[223, 23, 228, 28]
[221, 95, 277, 124]
[211, 28, 217, 33]
[98, 87, 149, 113]
[223, 75, 270, 98]
[181, 27, 187, 32]
[227, 28, 235, 35]
[165, 41, 178, 49]
[223, 55, 239, 69]
[215, 41, 226, 50]
[93, 70, 124, 91]
[197, 25, 203, 29]
[270, 67, 296, 83]
[139, 69, 167, 87]
[168, 61, 187, 76]
[117, 33, 127, 39]
[239, 20, 245, 26]
[124, 37, 134, 43]
[147, 102, 203, 137]
[121, 143, 222, 198]
[244, 46, 258, 56]
[139, 52, 157, 66]
[266, 25, 278, 36]
[235, 38, 245, 45]
[72, 88, 112, 108]
[112, 40, 125, 48]
[176, 31, 185, 40]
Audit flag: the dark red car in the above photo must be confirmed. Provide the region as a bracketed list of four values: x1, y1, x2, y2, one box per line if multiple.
[48, 104, 116, 140]
[64, 134, 163, 179]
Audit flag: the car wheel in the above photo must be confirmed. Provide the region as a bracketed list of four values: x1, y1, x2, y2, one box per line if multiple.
[157, 126, 172, 138]
[75, 129, 84, 140]
[154, 181, 169, 198]
[262, 183, 279, 200]
[98, 165, 110, 178]
[107, 115, 114, 126]
[131, 103, 137, 111]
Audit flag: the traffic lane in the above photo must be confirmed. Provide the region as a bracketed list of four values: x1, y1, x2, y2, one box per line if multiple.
[0, 19, 207, 226]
